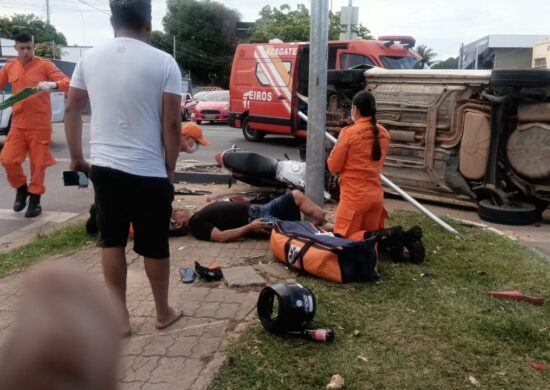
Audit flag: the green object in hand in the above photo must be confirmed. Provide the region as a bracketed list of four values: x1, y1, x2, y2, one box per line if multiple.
[0, 87, 40, 110]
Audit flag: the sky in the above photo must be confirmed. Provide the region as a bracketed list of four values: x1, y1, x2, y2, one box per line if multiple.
[1, 0, 550, 59]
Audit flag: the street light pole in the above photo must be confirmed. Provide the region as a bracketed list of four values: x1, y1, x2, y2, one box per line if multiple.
[305, 0, 329, 206]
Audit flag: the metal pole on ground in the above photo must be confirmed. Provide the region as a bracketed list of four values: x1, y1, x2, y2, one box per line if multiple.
[305, 0, 329, 207]
[298, 111, 459, 235]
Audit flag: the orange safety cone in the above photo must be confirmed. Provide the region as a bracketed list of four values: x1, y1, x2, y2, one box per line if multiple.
[486, 290, 544, 306]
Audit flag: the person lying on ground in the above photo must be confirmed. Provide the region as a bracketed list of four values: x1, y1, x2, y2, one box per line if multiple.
[0, 263, 121, 390]
[171, 190, 327, 242]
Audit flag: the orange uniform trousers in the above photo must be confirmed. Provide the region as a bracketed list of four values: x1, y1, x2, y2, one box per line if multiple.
[327, 117, 391, 240]
[0, 127, 56, 195]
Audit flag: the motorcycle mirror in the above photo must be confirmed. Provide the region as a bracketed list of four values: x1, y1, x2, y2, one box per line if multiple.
[284, 153, 290, 160]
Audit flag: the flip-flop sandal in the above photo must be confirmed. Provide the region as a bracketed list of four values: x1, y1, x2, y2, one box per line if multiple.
[179, 267, 196, 283]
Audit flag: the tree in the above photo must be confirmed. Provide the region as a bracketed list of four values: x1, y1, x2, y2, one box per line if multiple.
[431, 56, 459, 69]
[0, 14, 67, 45]
[250, 4, 371, 43]
[159, 0, 240, 87]
[34, 42, 63, 59]
[416, 44, 438, 66]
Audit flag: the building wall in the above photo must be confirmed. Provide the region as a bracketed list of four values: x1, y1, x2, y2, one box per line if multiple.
[494, 48, 533, 68]
[532, 40, 550, 68]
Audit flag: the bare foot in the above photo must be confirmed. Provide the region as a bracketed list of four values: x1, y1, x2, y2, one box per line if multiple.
[155, 308, 183, 330]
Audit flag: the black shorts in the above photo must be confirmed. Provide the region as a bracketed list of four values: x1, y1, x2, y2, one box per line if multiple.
[90, 165, 173, 259]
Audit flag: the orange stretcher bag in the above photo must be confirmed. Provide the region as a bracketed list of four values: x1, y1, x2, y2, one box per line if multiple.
[270, 221, 379, 283]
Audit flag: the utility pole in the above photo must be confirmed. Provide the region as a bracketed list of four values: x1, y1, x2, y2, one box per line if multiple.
[346, 0, 352, 39]
[46, 0, 51, 25]
[340, 0, 358, 40]
[173, 35, 176, 59]
[305, 0, 329, 206]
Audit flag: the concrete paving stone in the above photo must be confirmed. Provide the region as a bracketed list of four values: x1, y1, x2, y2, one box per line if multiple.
[141, 334, 176, 357]
[149, 357, 203, 387]
[176, 317, 220, 337]
[202, 320, 230, 339]
[223, 265, 266, 288]
[181, 287, 211, 302]
[119, 381, 145, 390]
[121, 355, 160, 383]
[190, 352, 226, 390]
[213, 302, 241, 319]
[205, 287, 240, 303]
[191, 336, 223, 358]
[233, 291, 260, 321]
[193, 301, 220, 318]
[167, 335, 199, 358]
[254, 262, 293, 281]
[238, 241, 258, 249]
[142, 382, 172, 390]
[117, 355, 136, 380]
[121, 335, 151, 357]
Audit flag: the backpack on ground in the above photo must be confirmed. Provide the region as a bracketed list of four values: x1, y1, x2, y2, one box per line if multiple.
[270, 221, 379, 283]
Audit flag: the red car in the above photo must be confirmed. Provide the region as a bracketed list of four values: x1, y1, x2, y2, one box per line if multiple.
[191, 90, 229, 124]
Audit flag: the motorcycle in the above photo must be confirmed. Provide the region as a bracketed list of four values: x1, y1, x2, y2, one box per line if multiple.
[216, 145, 336, 199]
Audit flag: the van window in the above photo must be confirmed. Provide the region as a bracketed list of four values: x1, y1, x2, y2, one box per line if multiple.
[340, 53, 374, 69]
[255, 61, 292, 87]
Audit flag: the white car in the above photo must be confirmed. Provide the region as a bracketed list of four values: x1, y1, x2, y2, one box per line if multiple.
[0, 61, 65, 135]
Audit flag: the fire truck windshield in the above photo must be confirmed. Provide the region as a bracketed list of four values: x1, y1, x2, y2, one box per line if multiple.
[380, 56, 419, 69]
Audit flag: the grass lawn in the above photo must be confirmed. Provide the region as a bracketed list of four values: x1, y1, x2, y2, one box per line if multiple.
[0, 223, 93, 277]
[211, 211, 550, 390]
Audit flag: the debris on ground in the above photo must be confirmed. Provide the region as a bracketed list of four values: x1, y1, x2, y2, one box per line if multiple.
[486, 290, 545, 306]
[326, 374, 345, 389]
[531, 361, 550, 371]
[468, 375, 480, 386]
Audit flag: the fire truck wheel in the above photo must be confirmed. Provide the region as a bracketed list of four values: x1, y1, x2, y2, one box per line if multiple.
[242, 118, 265, 142]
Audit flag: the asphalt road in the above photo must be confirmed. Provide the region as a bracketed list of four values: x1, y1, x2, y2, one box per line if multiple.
[0, 120, 548, 259]
[0, 121, 303, 239]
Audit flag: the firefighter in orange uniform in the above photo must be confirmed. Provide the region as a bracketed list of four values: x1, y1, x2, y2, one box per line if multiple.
[327, 91, 391, 240]
[0, 33, 70, 218]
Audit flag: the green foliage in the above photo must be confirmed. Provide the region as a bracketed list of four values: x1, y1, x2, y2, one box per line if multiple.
[211, 211, 550, 389]
[416, 44, 438, 66]
[159, 0, 240, 87]
[0, 14, 67, 45]
[432, 56, 459, 69]
[0, 223, 92, 276]
[250, 4, 372, 42]
[34, 42, 63, 59]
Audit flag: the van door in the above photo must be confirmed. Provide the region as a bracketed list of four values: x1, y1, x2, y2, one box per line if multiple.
[50, 92, 65, 123]
[246, 46, 294, 134]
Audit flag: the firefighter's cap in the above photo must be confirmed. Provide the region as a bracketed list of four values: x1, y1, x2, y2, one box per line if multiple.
[181, 122, 209, 146]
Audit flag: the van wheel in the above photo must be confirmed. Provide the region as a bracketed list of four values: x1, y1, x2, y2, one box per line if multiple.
[477, 199, 538, 225]
[242, 118, 265, 142]
[196, 120, 202, 125]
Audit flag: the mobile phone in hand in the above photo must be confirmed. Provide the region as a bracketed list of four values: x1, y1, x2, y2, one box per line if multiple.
[63, 171, 89, 187]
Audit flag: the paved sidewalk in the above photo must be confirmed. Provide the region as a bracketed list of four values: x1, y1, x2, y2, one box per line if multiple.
[0, 231, 296, 390]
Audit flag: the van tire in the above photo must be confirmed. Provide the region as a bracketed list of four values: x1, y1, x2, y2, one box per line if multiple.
[242, 118, 265, 142]
[196, 120, 202, 125]
[477, 199, 538, 225]
[490, 69, 550, 87]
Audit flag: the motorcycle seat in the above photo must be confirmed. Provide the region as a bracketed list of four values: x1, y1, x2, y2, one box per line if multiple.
[223, 152, 278, 178]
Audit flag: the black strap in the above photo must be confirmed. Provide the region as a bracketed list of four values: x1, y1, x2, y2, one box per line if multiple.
[284, 235, 314, 273]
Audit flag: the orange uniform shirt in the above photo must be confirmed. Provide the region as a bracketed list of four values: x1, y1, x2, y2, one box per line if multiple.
[0, 57, 70, 129]
[327, 117, 390, 205]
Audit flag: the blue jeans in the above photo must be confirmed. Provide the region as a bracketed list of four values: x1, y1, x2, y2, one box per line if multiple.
[249, 192, 301, 222]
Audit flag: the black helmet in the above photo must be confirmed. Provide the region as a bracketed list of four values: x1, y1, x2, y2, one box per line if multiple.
[257, 283, 316, 333]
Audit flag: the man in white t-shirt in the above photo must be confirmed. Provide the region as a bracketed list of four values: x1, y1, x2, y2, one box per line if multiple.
[64, 0, 182, 333]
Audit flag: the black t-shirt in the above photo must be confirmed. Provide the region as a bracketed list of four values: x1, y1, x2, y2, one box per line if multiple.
[189, 202, 251, 241]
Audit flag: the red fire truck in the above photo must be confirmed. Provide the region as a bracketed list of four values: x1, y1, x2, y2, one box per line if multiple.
[228, 37, 421, 141]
